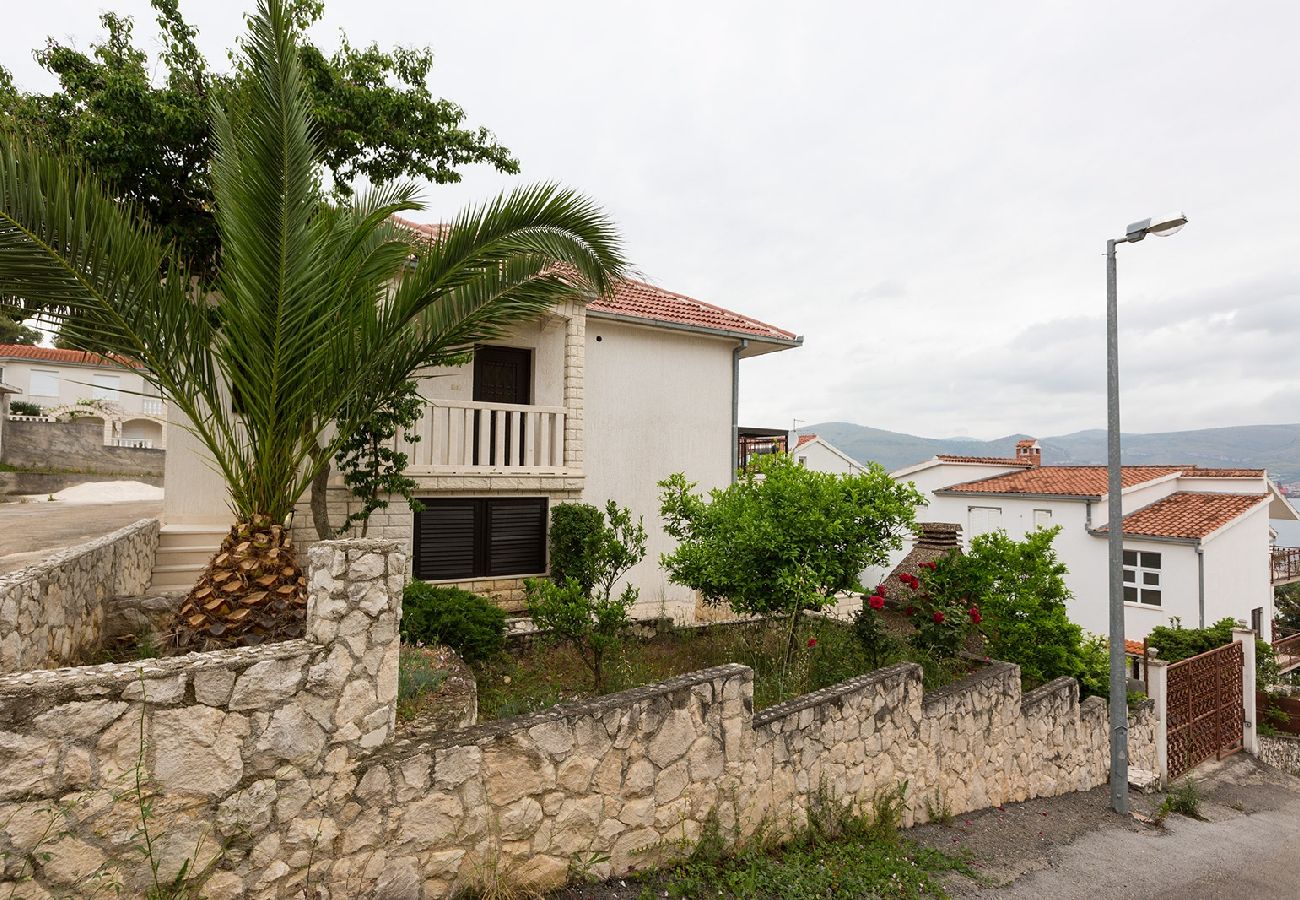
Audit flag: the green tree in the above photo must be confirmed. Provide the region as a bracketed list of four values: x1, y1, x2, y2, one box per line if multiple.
[1, 305, 41, 345]
[0, 0, 624, 649]
[525, 501, 648, 692]
[660, 453, 922, 664]
[1, 0, 517, 286]
[1276, 582, 1300, 632]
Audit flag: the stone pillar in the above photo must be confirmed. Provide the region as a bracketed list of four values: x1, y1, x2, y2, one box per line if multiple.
[306, 538, 405, 750]
[1146, 656, 1169, 788]
[562, 302, 585, 471]
[1233, 626, 1259, 756]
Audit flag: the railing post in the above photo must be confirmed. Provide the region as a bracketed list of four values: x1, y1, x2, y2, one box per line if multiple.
[1147, 655, 1169, 788]
[1233, 625, 1259, 756]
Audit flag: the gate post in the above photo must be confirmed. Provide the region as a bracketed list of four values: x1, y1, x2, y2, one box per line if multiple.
[1233, 626, 1259, 756]
[1147, 655, 1169, 788]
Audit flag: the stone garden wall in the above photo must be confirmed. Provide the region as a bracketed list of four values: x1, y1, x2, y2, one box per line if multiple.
[0, 417, 164, 476]
[0, 536, 1159, 899]
[0, 518, 160, 673]
[1259, 733, 1300, 777]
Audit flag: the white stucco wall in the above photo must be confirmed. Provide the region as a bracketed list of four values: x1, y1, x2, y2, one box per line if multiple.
[794, 439, 862, 475]
[0, 358, 158, 416]
[581, 319, 735, 619]
[1202, 503, 1273, 641]
[410, 316, 566, 407]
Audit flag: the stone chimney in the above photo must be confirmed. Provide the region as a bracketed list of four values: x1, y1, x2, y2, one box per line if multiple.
[915, 522, 961, 551]
[1016, 438, 1041, 467]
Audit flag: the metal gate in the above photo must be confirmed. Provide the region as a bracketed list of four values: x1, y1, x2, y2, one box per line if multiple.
[1166, 641, 1244, 779]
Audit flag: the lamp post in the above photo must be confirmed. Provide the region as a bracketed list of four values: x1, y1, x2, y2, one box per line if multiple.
[1106, 213, 1187, 815]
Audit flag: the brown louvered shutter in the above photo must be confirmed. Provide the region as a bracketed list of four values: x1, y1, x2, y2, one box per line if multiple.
[413, 500, 479, 580]
[487, 498, 548, 576]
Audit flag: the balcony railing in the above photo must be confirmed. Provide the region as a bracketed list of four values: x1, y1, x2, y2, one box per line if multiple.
[1273, 547, 1300, 585]
[398, 399, 568, 474]
[142, 398, 165, 416]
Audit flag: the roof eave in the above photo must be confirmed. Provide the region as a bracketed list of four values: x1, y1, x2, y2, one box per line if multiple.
[934, 490, 1100, 502]
[1088, 529, 1200, 546]
[584, 308, 803, 354]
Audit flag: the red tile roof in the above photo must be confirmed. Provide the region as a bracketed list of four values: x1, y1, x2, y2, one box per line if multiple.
[1179, 467, 1266, 478]
[588, 277, 799, 343]
[1125, 639, 1146, 656]
[389, 216, 799, 344]
[1096, 492, 1269, 540]
[941, 466, 1184, 496]
[795, 433, 818, 449]
[0, 344, 143, 369]
[935, 455, 1031, 466]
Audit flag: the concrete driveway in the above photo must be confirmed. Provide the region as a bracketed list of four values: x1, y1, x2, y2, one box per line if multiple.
[911, 754, 1300, 899]
[0, 499, 162, 574]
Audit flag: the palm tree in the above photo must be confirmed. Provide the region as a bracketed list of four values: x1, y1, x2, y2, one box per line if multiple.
[0, 0, 625, 649]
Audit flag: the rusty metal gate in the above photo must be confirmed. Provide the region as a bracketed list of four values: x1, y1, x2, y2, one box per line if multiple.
[1166, 641, 1244, 779]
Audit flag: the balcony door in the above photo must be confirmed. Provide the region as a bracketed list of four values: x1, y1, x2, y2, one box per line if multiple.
[473, 346, 532, 465]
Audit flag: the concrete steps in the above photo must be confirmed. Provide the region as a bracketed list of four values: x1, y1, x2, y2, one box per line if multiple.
[148, 524, 228, 592]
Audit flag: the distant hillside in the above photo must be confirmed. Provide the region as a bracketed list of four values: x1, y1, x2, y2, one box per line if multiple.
[805, 421, 1300, 485]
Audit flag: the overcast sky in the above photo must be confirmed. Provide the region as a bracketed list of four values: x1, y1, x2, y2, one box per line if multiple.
[6, 1, 1299, 440]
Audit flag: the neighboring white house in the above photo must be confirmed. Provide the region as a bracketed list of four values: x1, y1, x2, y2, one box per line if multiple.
[0, 344, 168, 449]
[152, 264, 803, 619]
[790, 433, 864, 475]
[879, 439, 1299, 643]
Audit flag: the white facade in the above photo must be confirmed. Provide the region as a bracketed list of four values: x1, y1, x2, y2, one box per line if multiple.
[885, 457, 1293, 643]
[791, 435, 865, 475]
[0, 348, 167, 449]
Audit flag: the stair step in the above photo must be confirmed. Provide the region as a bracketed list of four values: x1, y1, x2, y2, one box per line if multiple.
[158, 528, 228, 549]
[150, 563, 206, 575]
[154, 546, 217, 564]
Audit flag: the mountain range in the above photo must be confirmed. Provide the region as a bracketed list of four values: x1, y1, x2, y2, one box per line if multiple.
[802, 422, 1300, 486]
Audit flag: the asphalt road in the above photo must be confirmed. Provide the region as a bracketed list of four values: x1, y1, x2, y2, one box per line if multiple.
[911, 754, 1300, 899]
[0, 499, 162, 573]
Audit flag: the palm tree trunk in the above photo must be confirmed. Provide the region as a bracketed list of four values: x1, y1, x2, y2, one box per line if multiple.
[172, 515, 307, 650]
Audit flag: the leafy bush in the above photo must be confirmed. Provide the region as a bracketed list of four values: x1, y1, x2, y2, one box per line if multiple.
[526, 500, 648, 691]
[400, 583, 506, 663]
[1076, 634, 1112, 699]
[8, 400, 42, 417]
[1146, 617, 1277, 685]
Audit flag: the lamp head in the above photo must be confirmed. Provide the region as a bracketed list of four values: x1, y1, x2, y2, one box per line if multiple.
[1125, 214, 1188, 242]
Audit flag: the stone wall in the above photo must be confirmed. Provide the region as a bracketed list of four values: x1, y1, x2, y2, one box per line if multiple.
[0, 537, 1160, 898]
[0, 518, 160, 673]
[0, 417, 164, 475]
[0, 470, 164, 497]
[1259, 733, 1300, 777]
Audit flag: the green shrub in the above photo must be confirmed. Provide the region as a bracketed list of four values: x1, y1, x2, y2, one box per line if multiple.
[400, 583, 506, 663]
[548, 502, 608, 595]
[9, 400, 42, 417]
[1146, 617, 1278, 685]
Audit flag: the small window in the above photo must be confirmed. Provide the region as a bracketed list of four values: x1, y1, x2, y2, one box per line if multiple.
[91, 373, 121, 401]
[1123, 549, 1161, 606]
[1033, 509, 1053, 528]
[968, 506, 1003, 538]
[797, 456, 808, 467]
[413, 498, 547, 580]
[29, 369, 59, 397]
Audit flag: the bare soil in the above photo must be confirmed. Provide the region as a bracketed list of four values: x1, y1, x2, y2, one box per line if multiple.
[0, 499, 162, 573]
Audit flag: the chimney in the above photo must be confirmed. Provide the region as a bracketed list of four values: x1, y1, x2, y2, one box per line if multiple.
[915, 522, 961, 551]
[1015, 438, 1041, 468]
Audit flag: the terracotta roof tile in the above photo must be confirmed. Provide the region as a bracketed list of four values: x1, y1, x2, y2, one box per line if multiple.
[795, 433, 818, 449]
[0, 344, 143, 369]
[1125, 639, 1146, 656]
[935, 455, 1031, 466]
[1178, 467, 1266, 478]
[588, 277, 799, 343]
[942, 466, 1183, 497]
[1096, 492, 1268, 540]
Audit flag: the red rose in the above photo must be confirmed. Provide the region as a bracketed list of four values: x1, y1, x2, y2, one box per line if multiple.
[875, 584, 887, 596]
[807, 637, 817, 648]
[968, 605, 980, 617]
[869, 594, 886, 610]
[905, 606, 916, 617]
[970, 611, 983, 624]
[932, 611, 946, 624]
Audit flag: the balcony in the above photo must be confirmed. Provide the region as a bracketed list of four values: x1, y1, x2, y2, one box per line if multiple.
[1273, 546, 1300, 586]
[398, 399, 569, 475]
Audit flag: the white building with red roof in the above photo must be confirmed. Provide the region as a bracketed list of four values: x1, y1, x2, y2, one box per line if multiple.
[885, 440, 1299, 642]
[155, 264, 802, 618]
[789, 433, 864, 475]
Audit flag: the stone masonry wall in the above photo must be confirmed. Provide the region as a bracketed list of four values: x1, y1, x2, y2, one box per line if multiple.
[0, 537, 1159, 898]
[0, 417, 164, 475]
[0, 518, 160, 673]
[1259, 733, 1300, 777]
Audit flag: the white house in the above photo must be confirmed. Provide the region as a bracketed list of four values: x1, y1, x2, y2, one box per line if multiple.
[883, 439, 1299, 643]
[0, 344, 168, 449]
[152, 267, 802, 621]
[790, 433, 864, 475]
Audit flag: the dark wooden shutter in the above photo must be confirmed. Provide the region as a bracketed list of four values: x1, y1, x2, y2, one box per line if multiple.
[413, 500, 479, 580]
[487, 498, 547, 576]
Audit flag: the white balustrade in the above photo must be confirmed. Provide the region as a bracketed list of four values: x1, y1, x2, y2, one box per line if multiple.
[400, 399, 568, 474]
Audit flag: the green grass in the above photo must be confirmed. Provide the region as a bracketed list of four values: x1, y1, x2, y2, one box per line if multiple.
[475, 615, 977, 722]
[397, 645, 449, 722]
[619, 787, 972, 899]
[1157, 780, 1203, 821]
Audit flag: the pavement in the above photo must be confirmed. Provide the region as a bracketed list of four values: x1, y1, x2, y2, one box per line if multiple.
[910, 754, 1300, 898]
[0, 498, 162, 574]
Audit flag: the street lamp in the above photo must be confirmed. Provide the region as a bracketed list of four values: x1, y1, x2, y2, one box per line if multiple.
[1105, 212, 1187, 815]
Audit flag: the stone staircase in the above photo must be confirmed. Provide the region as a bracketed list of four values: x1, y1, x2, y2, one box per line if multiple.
[148, 524, 227, 593]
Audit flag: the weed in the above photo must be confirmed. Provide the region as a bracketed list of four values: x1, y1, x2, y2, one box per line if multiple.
[396, 646, 449, 721]
[925, 789, 955, 827]
[1157, 780, 1203, 822]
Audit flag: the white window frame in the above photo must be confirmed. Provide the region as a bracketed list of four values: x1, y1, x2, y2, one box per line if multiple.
[91, 373, 122, 402]
[1032, 508, 1053, 528]
[1123, 548, 1162, 606]
[967, 506, 1003, 540]
[29, 369, 59, 397]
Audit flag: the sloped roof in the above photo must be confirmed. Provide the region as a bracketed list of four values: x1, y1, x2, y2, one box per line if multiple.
[941, 465, 1183, 497]
[587, 277, 799, 345]
[795, 433, 818, 449]
[1095, 492, 1269, 540]
[0, 344, 142, 370]
[934, 454, 1031, 466]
